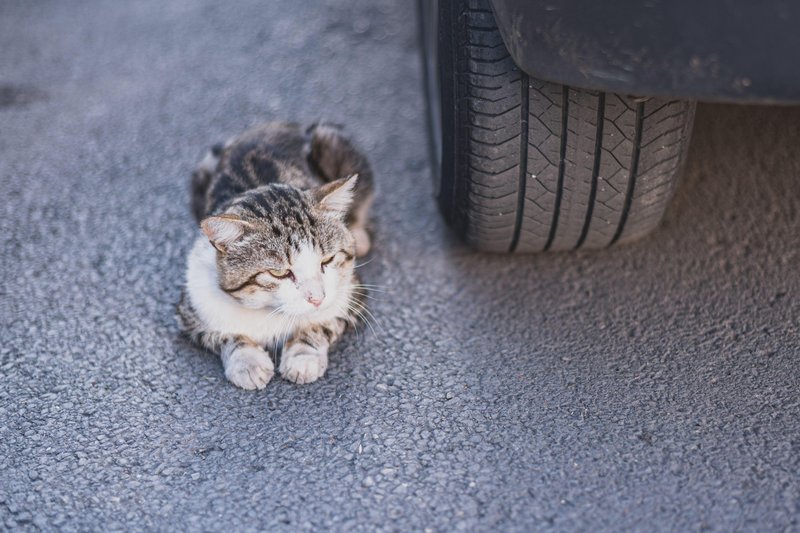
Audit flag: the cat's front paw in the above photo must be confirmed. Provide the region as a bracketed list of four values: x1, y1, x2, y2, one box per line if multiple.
[280, 344, 328, 384]
[224, 345, 275, 390]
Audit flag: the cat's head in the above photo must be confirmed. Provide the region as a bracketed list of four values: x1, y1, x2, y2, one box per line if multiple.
[200, 176, 358, 315]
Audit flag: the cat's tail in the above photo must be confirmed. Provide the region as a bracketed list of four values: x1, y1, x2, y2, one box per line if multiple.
[190, 142, 224, 222]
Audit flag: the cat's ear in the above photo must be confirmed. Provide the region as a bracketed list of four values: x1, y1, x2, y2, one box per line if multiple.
[314, 174, 358, 217]
[200, 214, 251, 253]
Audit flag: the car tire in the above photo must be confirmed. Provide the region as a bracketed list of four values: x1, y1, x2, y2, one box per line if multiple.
[419, 0, 696, 252]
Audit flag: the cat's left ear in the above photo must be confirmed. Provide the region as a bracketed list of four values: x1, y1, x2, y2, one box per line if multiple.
[313, 174, 358, 217]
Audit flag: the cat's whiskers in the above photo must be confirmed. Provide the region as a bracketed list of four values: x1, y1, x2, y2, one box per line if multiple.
[263, 305, 292, 353]
[334, 302, 362, 342]
[262, 304, 287, 322]
[351, 283, 390, 294]
[350, 288, 380, 302]
[353, 301, 384, 335]
[354, 257, 376, 269]
[276, 312, 298, 360]
[345, 296, 382, 337]
[346, 304, 372, 338]
[282, 312, 299, 348]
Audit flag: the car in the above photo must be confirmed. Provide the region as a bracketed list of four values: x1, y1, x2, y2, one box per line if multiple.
[418, 0, 800, 252]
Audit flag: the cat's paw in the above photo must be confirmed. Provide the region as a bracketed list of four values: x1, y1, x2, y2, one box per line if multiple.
[224, 346, 275, 390]
[280, 344, 328, 384]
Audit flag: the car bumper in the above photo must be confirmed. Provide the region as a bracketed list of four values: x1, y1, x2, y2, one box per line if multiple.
[490, 0, 800, 104]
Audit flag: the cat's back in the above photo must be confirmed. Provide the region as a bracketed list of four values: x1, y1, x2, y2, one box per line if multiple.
[193, 122, 319, 219]
[221, 121, 312, 185]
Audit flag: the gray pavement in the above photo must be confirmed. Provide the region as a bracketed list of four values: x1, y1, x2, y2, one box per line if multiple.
[1, 0, 799, 531]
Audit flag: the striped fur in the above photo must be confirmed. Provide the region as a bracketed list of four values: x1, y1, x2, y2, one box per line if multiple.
[177, 122, 374, 389]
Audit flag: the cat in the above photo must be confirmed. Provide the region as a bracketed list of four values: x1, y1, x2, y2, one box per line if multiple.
[176, 122, 374, 389]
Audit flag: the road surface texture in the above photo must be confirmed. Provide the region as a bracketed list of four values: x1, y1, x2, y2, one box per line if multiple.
[1, 0, 799, 531]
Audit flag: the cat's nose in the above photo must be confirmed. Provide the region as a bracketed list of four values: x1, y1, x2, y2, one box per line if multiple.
[305, 291, 325, 307]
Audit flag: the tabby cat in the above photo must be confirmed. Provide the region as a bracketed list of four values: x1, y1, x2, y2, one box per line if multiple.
[177, 122, 374, 389]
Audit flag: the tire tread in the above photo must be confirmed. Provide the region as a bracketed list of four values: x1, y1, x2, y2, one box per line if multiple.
[434, 0, 695, 252]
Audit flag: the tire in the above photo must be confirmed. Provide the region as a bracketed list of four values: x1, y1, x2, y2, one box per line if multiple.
[419, 0, 696, 252]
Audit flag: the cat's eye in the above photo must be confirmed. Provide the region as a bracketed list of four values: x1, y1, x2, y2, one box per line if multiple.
[321, 254, 336, 272]
[267, 268, 292, 279]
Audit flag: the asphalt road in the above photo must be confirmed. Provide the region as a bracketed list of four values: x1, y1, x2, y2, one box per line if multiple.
[1, 0, 799, 531]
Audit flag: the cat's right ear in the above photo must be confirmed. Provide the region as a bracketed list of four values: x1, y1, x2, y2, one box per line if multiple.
[200, 214, 251, 253]
[313, 174, 358, 217]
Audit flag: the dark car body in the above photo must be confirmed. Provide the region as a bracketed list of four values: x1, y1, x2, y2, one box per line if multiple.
[490, 0, 800, 103]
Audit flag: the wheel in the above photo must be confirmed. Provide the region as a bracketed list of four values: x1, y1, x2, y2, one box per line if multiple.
[418, 0, 696, 252]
